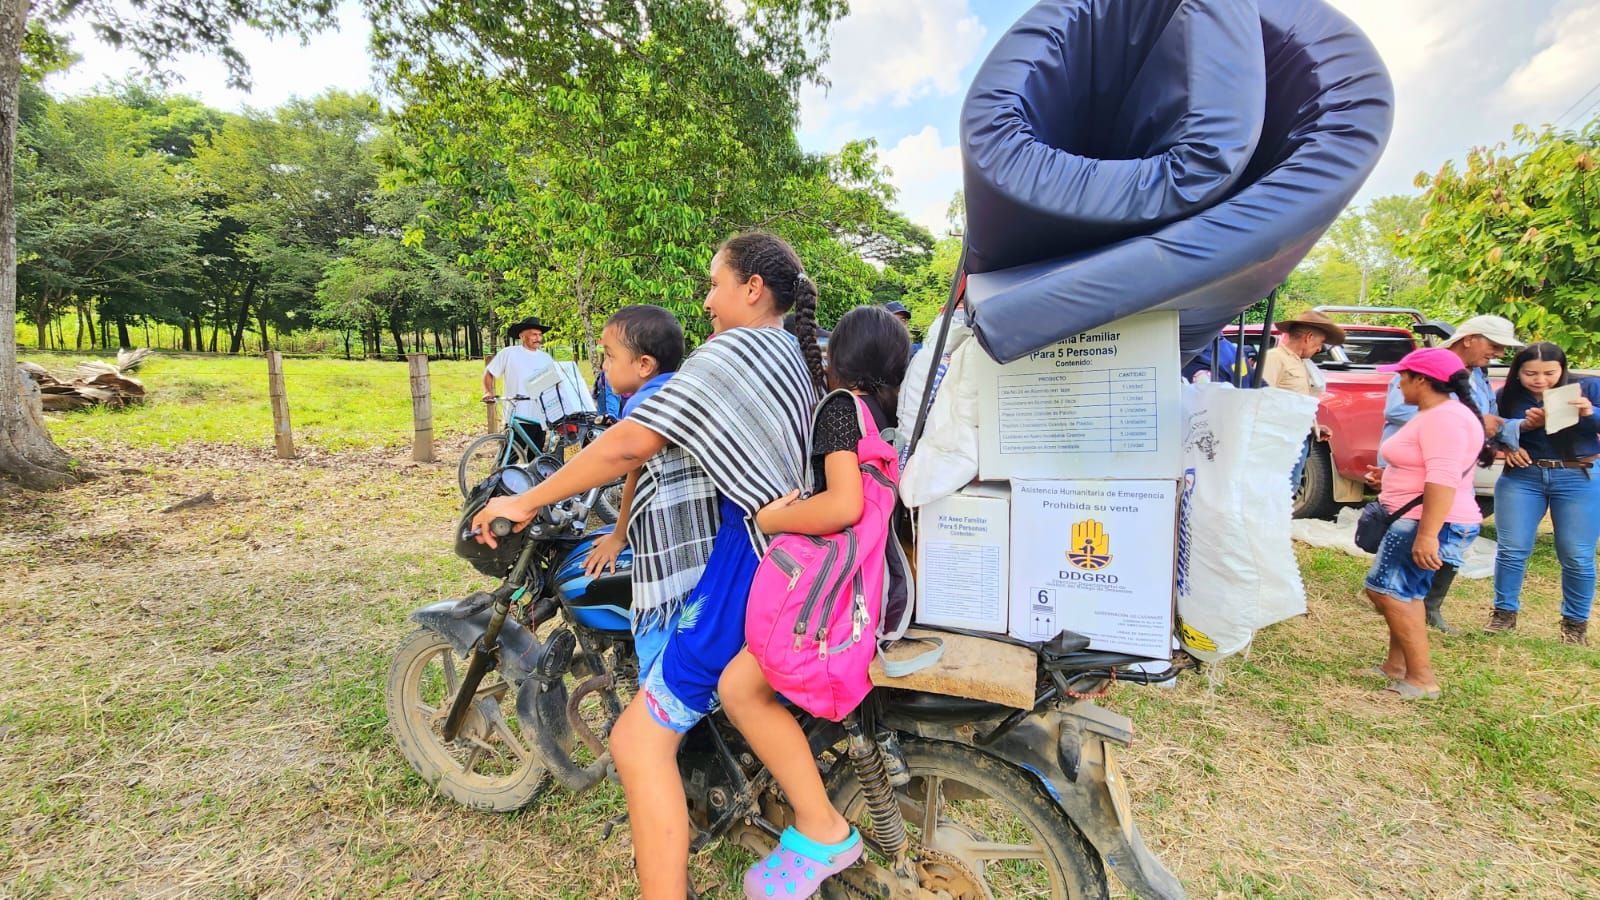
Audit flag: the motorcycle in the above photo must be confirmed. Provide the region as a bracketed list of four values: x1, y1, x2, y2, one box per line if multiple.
[386, 464, 1190, 898]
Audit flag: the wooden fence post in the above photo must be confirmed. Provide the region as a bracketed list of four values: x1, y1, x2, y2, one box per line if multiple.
[266, 351, 295, 459]
[408, 353, 434, 462]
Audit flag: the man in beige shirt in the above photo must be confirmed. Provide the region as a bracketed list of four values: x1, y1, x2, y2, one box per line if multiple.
[1262, 310, 1346, 489]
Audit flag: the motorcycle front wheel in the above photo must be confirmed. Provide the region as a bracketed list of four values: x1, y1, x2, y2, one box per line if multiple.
[593, 477, 625, 525]
[822, 737, 1109, 899]
[385, 628, 549, 811]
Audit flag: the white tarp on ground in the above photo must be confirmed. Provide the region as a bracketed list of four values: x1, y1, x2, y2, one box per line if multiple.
[1291, 507, 1496, 579]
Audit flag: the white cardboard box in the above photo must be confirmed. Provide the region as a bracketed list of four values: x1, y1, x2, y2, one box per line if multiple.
[915, 483, 1010, 633]
[1008, 479, 1178, 659]
[969, 311, 1182, 481]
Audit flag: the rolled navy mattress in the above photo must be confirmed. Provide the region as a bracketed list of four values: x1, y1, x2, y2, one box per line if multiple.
[960, 0, 1394, 362]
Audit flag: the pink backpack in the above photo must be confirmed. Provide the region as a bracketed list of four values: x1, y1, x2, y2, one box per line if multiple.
[745, 391, 937, 721]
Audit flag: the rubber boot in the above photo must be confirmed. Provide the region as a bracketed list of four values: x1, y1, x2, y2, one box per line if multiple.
[1484, 609, 1517, 634]
[1422, 564, 1459, 634]
[1560, 617, 1589, 647]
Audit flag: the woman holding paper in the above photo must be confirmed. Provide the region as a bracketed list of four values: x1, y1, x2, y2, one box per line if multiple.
[1487, 342, 1600, 646]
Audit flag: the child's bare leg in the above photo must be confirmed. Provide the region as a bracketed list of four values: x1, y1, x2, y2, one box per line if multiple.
[612, 696, 692, 899]
[719, 649, 850, 842]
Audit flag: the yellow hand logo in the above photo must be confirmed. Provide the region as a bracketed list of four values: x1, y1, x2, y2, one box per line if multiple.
[1072, 519, 1107, 557]
[1066, 519, 1112, 570]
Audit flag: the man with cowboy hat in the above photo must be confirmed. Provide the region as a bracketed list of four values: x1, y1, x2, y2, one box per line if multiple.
[1375, 313, 1524, 633]
[1261, 310, 1346, 400]
[1261, 310, 1346, 499]
[483, 315, 558, 453]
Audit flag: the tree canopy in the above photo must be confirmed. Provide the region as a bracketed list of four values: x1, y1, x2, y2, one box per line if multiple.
[1404, 119, 1600, 360]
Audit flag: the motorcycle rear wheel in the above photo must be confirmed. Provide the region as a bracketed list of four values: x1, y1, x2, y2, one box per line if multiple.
[822, 737, 1109, 899]
[385, 628, 549, 811]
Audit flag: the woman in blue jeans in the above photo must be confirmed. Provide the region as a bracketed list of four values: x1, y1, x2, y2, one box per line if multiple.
[1487, 342, 1600, 646]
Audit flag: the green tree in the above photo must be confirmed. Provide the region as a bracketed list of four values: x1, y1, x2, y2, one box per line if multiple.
[1321, 194, 1426, 306]
[1403, 120, 1600, 361]
[189, 91, 381, 352]
[15, 85, 208, 350]
[374, 0, 897, 351]
[3, 0, 337, 489]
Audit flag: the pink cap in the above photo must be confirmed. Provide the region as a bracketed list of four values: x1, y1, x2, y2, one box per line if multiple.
[1377, 347, 1467, 382]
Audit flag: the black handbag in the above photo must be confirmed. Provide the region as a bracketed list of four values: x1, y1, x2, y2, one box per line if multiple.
[1353, 496, 1423, 554]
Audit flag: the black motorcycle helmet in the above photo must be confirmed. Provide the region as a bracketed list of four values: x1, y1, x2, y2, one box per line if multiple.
[454, 466, 538, 577]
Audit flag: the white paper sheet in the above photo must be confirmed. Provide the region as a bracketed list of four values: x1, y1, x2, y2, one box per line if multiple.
[1543, 382, 1582, 434]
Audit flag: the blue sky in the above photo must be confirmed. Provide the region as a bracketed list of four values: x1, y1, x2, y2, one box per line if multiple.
[51, 0, 1600, 236]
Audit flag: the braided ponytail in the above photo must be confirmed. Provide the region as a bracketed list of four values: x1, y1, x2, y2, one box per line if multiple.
[790, 275, 828, 396]
[1433, 370, 1496, 467]
[718, 232, 828, 396]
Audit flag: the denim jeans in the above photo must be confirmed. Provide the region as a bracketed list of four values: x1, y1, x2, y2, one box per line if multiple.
[1289, 436, 1311, 494]
[1492, 465, 1600, 622]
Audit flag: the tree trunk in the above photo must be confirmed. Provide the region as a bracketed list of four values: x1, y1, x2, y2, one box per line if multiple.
[388, 319, 406, 360]
[75, 304, 85, 349]
[230, 279, 254, 354]
[116, 318, 131, 350]
[0, 0, 85, 489]
[257, 310, 270, 352]
[34, 293, 46, 349]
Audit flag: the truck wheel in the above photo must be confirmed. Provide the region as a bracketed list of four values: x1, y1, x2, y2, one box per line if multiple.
[1294, 441, 1340, 520]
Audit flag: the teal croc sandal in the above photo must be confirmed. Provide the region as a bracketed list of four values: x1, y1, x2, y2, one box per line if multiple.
[743, 826, 863, 899]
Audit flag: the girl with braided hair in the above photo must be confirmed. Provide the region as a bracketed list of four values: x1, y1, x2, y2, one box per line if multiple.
[472, 231, 819, 897]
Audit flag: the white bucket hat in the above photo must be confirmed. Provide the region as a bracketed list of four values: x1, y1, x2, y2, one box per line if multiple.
[1442, 314, 1524, 349]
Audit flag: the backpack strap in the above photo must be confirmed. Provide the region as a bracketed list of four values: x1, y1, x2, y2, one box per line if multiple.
[799, 388, 857, 494]
[877, 635, 945, 678]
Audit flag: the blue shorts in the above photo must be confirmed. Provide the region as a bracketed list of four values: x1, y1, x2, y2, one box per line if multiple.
[637, 497, 759, 733]
[1363, 518, 1479, 602]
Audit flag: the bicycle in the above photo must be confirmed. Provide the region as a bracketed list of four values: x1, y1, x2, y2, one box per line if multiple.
[459, 397, 624, 524]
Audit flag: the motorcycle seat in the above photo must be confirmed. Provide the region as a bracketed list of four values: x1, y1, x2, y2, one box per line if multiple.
[566, 571, 633, 612]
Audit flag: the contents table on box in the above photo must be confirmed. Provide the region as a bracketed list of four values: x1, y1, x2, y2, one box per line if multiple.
[995, 367, 1160, 455]
[922, 541, 1004, 624]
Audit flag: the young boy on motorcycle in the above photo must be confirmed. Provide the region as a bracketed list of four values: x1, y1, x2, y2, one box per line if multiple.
[580, 304, 685, 578]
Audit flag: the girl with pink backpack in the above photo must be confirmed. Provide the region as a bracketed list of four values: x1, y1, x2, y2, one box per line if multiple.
[718, 305, 912, 899]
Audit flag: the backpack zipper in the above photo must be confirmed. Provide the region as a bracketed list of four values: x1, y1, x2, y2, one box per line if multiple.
[861, 462, 894, 488]
[813, 528, 859, 656]
[824, 575, 871, 657]
[793, 535, 837, 651]
[767, 546, 806, 592]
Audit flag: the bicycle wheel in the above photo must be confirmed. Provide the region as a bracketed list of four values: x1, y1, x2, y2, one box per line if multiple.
[459, 432, 518, 498]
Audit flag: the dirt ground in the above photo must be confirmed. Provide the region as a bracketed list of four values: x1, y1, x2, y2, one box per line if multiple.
[2, 442, 1597, 898]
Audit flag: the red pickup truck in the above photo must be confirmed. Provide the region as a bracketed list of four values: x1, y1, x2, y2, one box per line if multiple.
[1218, 307, 1503, 520]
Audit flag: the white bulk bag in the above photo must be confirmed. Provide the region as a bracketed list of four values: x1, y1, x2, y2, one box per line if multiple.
[1176, 382, 1318, 661]
[900, 335, 982, 509]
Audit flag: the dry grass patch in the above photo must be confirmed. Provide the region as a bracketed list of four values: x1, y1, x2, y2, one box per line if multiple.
[3, 439, 1598, 898]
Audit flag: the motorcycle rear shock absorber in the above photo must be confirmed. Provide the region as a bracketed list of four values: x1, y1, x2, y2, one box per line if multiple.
[844, 717, 908, 859]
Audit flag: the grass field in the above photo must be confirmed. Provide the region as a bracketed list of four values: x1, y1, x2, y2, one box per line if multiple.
[17, 351, 589, 452]
[3, 355, 1598, 897]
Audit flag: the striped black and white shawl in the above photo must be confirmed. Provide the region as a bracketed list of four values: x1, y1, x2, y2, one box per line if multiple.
[626, 326, 816, 623]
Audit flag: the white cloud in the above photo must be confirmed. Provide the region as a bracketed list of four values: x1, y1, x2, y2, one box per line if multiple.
[821, 0, 985, 109]
[1496, 2, 1600, 121]
[877, 125, 963, 234]
[800, 0, 986, 138]
[46, 0, 375, 111]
